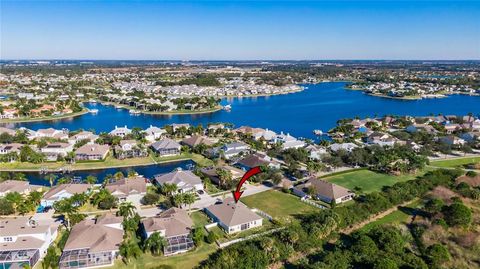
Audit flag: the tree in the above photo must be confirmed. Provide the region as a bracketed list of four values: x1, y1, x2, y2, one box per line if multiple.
[118, 202, 136, 219]
[143, 232, 167, 255]
[85, 175, 97, 185]
[119, 239, 142, 263]
[92, 189, 117, 210]
[0, 198, 15, 215]
[426, 244, 450, 265]
[182, 192, 196, 212]
[141, 193, 160, 205]
[442, 202, 472, 227]
[45, 174, 57, 187]
[206, 231, 218, 244]
[373, 258, 398, 269]
[162, 183, 178, 197]
[42, 246, 59, 269]
[173, 193, 185, 208]
[192, 228, 205, 245]
[5, 191, 23, 211]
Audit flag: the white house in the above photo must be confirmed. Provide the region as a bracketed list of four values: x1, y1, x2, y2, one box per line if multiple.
[41, 184, 92, 207]
[0, 217, 59, 268]
[109, 125, 132, 137]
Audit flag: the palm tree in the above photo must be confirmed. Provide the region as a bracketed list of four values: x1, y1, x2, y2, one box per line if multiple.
[85, 175, 97, 185]
[5, 192, 23, 211]
[44, 174, 57, 187]
[143, 232, 167, 255]
[173, 193, 184, 208]
[119, 239, 142, 264]
[118, 202, 136, 219]
[162, 183, 178, 197]
[182, 192, 196, 213]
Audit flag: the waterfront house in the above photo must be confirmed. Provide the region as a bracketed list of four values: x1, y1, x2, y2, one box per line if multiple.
[75, 143, 110, 161]
[144, 125, 167, 142]
[114, 140, 147, 159]
[200, 165, 244, 186]
[0, 127, 16, 136]
[35, 128, 69, 140]
[154, 169, 203, 193]
[105, 176, 147, 205]
[68, 131, 99, 145]
[0, 143, 23, 156]
[151, 138, 181, 156]
[0, 108, 18, 119]
[459, 132, 479, 142]
[109, 125, 132, 138]
[181, 135, 214, 148]
[59, 214, 123, 269]
[171, 123, 190, 132]
[0, 180, 44, 197]
[236, 152, 281, 171]
[204, 198, 262, 234]
[329, 143, 358, 152]
[292, 178, 355, 204]
[221, 142, 250, 160]
[253, 128, 277, 141]
[0, 217, 59, 269]
[141, 207, 194, 255]
[41, 142, 74, 161]
[41, 184, 92, 207]
[365, 132, 398, 147]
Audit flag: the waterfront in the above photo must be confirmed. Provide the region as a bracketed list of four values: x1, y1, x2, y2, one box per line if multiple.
[20, 160, 194, 186]
[3, 82, 478, 139]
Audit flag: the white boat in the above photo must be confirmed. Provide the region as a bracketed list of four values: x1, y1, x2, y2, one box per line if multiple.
[88, 99, 97, 103]
[313, 130, 323, 135]
[223, 104, 232, 111]
[89, 109, 99, 114]
[129, 110, 141, 115]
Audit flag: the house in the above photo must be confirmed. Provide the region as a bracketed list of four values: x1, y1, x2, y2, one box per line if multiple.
[59, 214, 123, 269]
[0, 180, 44, 197]
[171, 123, 190, 132]
[181, 135, 214, 148]
[292, 178, 355, 204]
[0, 127, 16, 136]
[200, 165, 244, 186]
[114, 140, 147, 159]
[75, 143, 110, 161]
[0, 217, 59, 269]
[35, 128, 69, 140]
[439, 136, 466, 146]
[154, 169, 203, 193]
[68, 131, 99, 145]
[105, 176, 147, 205]
[204, 198, 262, 234]
[0, 108, 18, 119]
[236, 152, 280, 171]
[305, 144, 327, 160]
[329, 143, 358, 152]
[41, 184, 92, 207]
[365, 132, 398, 147]
[151, 138, 181, 156]
[221, 142, 250, 159]
[109, 125, 132, 137]
[141, 207, 194, 255]
[0, 143, 23, 156]
[41, 142, 74, 161]
[144, 125, 166, 142]
[252, 128, 277, 141]
[459, 132, 478, 142]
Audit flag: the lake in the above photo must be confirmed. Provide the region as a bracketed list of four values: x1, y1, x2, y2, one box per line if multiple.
[3, 82, 479, 140]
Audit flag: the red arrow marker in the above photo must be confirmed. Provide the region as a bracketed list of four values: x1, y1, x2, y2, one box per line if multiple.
[233, 166, 263, 203]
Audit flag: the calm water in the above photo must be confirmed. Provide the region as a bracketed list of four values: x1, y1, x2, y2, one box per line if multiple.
[22, 160, 194, 186]
[4, 82, 479, 139]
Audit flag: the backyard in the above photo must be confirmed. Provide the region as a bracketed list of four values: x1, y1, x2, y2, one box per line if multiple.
[430, 156, 480, 169]
[241, 190, 319, 219]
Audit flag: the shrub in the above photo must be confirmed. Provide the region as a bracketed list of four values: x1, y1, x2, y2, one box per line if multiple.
[442, 202, 472, 227]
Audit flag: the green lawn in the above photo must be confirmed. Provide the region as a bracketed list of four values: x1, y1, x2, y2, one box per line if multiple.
[361, 200, 423, 232]
[241, 190, 319, 219]
[191, 211, 210, 228]
[323, 169, 421, 193]
[430, 156, 480, 168]
[109, 243, 216, 269]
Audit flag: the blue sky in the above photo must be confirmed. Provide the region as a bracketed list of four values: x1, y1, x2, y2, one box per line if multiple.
[1, 1, 479, 60]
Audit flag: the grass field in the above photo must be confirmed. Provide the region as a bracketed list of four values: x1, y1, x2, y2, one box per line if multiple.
[361, 200, 423, 232]
[322, 169, 421, 193]
[191, 210, 210, 228]
[241, 190, 319, 219]
[430, 156, 480, 168]
[109, 243, 216, 269]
